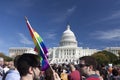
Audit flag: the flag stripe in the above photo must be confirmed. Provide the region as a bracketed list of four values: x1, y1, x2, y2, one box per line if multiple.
[25, 17, 49, 71]
[34, 29, 48, 54]
[40, 42, 48, 54]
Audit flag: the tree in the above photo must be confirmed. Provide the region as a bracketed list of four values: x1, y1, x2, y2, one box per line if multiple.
[118, 51, 120, 59]
[91, 50, 118, 65]
[114, 51, 120, 65]
[0, 52, 12, 61]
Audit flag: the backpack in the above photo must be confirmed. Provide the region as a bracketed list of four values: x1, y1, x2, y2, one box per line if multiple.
[2, 70, 10, 80]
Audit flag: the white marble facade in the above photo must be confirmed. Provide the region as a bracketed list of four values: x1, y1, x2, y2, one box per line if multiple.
[48, 25, 99, 64]
[104, 47, 120, 56]
[9, 25, 99, 63]
[9, 47, 37, 58]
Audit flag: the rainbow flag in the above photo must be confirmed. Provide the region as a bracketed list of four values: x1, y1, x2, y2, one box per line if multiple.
[25, 17, 49, 71]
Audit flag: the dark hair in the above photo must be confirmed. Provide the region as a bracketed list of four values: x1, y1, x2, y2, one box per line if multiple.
[14, 55, 21, 68]
[16, 53, 40, 76]
[112, 68, 118, 76]
[79, 56, 97, 70]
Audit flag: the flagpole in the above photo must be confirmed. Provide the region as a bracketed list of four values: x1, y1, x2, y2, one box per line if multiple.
[25, 16, 54, 72]
[44, 52, 54, 71]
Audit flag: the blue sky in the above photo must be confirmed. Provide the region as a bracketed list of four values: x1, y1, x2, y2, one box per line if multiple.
[0, 0, 120, 55]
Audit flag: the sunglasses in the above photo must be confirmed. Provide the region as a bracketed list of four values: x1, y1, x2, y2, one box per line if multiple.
[79, 64, 90, 68]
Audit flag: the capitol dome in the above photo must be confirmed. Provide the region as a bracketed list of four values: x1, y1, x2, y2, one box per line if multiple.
[59, 25, 77, 47]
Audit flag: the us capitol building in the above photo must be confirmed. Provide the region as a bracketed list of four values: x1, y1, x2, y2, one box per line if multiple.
[9, 25, 120, 64]
[48, 25, 99, 64]
[9, 25, 99, 63]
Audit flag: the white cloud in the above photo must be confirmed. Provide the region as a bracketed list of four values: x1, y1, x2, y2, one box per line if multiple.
[102, 11, 120, 21]
[92, 29, 120, 40]
[18, 33, 33, 45]
[51, 6, 76, 23]
[67, 6, 76, 15]
[44, 32, 56, 40]
[85, 10, 120, 26]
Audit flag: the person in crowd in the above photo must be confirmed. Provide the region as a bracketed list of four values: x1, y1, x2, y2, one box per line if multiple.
[2, 55, 20, 80]
[39, 71, 45, 80]
[44, 67, 54, 80]
[3, 63, 9, 74]
[0, 58, 4, 74]
[109, 68, 120, 80]
[68, 63, 81, 80]
[16, 53, 60, 80]
[79, 56, 100, 80]
[7, 61, 14, 69]
[107, 64, 113, 79]
[95, 70, 103, 80]
[0, 57, 4, 79]
[99, 64, 108, 80]
[60, 68, 68, 80]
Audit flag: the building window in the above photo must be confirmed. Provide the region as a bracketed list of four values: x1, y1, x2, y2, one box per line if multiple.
[73, 53, 75, 55]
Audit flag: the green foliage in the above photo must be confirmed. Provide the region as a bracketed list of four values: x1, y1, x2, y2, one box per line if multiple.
[91, 50, 118, 65]
[0, 52, 13, 61]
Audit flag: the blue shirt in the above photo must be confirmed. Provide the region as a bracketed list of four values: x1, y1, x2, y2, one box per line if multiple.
[5, 69, 20, 80]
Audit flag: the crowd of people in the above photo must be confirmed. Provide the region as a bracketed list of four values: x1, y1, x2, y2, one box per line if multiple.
[0, 53, 120, 80]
